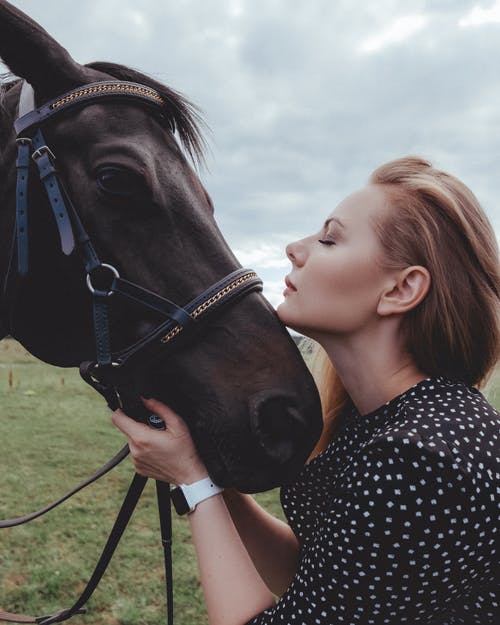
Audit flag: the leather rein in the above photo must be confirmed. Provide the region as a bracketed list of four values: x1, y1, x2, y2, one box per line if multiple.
[0, 80, 263, 625]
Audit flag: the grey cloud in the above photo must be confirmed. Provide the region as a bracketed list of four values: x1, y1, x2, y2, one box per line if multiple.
[4, 0, 500, 292]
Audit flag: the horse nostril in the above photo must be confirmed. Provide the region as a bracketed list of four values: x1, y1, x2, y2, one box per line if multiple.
[249, 391, 307, 464]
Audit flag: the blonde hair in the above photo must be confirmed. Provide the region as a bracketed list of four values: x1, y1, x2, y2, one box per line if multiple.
[310, 156, 500, 456]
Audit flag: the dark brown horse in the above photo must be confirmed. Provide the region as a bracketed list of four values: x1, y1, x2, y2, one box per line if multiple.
[0, 0, 322, 494]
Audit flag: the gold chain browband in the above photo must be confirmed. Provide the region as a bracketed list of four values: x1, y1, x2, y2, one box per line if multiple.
[50, 83, 165, 109]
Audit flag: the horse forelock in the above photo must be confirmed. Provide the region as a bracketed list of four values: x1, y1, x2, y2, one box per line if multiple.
[85, 61, 208, 169]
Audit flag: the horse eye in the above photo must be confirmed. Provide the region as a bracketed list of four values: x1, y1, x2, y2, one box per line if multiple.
[97, 166, 146, 197]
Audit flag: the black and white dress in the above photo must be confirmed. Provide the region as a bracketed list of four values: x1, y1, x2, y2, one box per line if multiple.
[246, 377, 499, 624]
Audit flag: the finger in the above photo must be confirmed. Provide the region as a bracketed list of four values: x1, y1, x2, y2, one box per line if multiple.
[111, 408, 153, 437]
[140, 397, 185, 425]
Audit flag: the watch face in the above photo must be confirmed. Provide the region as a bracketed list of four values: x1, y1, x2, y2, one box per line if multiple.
[171, 487, 190, 515]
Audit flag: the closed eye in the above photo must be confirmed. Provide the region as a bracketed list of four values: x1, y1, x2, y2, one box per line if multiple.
[318, 239, 336, 246]
[96, 166, 148, 198]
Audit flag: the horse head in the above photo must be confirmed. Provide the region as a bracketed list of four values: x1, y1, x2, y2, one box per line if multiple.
[0, 0, 322, 493]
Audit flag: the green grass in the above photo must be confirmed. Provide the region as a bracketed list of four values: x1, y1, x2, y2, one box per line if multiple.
[2, 338, 500, 625]
[0, 339, 284, 625]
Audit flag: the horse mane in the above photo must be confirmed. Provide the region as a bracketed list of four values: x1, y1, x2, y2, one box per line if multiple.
[0, 64, 207, 167]
[86, 61, 207, 167]
[0, 74, 20, 186]
[0, 72, 20, 111]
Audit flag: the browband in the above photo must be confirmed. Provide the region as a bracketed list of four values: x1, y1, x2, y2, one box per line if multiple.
[15, 80, 166, 136]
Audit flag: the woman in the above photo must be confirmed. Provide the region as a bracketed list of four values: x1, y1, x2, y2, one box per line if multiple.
[112, 156, 500, 625]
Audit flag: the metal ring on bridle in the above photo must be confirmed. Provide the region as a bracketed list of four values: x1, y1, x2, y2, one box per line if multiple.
[86, 263, 120, 296]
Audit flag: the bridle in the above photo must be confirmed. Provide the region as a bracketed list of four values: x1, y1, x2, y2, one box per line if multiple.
[9, 79, 262, 414]
[0, 80, 263, 625]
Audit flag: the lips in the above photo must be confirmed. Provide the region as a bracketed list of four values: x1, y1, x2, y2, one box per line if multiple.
[284, 276, 297, 291]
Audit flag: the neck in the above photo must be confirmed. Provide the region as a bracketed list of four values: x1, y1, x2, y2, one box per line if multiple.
[317, 320, 427, 416]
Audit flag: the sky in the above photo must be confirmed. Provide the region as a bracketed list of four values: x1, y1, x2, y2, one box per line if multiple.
[2, 0, 500, 308]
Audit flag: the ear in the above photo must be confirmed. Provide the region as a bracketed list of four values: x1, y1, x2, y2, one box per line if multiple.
[0, 0, 96, 100]
[377, 266, 431, 316]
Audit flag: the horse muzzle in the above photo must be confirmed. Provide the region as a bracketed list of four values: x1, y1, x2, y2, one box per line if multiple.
[249, 390, 312, 466]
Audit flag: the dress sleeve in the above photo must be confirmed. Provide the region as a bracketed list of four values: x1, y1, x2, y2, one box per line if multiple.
[244, 435, 482, 625]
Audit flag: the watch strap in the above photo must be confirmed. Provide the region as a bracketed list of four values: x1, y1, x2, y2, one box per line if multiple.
[171, 477, 223, 515]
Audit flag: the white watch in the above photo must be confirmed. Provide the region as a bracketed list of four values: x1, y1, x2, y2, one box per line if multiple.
[170, 477, 224, 515]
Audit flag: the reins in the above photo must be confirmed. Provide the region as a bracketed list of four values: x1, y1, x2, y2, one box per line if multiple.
[0, 79, 263, 625]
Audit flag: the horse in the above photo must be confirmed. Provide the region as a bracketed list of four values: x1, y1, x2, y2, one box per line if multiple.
[0, 0, 322, 495]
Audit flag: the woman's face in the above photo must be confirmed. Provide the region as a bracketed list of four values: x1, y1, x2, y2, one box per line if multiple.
[277, 184, 392, 340]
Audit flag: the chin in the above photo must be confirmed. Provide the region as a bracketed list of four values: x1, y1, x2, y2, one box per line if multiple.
[277, 308, 306, 337]
[277, 302, 319, 339]
[276, 302, 293, 326]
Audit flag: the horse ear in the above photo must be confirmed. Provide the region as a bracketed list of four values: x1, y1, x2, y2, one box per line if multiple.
[0, 0, 92, 100]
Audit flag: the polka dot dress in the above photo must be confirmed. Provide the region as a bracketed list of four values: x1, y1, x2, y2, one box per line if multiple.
[245, 377, 499, 624]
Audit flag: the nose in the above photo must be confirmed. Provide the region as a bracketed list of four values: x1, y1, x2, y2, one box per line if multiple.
[286, 239, 306, 266]
[249, 391, 309, 464]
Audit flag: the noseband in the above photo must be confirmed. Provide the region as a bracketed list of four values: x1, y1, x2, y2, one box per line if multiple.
[11, 79, 263, 414]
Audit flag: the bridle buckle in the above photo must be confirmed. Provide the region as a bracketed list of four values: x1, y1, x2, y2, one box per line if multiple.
[16, 137, 32, 147]
[32, 144, 56, 162]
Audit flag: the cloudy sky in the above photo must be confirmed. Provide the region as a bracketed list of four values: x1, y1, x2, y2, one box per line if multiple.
[2, 0, 500, 307]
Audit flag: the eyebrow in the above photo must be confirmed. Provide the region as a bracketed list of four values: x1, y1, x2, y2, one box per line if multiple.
[323, 216, 345, 229]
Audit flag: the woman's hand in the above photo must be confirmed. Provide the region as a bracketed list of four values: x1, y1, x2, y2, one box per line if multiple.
[114, 398, 276, 625]
[111, 397, 208, 485]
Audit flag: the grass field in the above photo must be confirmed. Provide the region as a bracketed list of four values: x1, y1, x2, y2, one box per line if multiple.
[0, 339, 284, 625]
[1, 338, 500, 625]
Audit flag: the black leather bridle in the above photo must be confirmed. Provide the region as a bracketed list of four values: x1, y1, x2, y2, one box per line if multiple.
[11, 79, 262, 414]
[0, 80, 263, 625]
